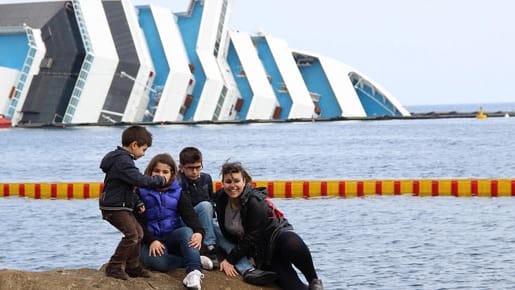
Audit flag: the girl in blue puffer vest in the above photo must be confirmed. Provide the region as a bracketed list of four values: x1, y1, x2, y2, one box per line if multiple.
[135, 153, 207, 290]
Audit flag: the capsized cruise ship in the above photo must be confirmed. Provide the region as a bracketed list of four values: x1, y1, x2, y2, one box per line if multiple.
[0, 0, 410, 126]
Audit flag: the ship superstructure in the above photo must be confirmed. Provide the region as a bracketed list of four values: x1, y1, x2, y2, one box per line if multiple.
[0, 0, 410, 126]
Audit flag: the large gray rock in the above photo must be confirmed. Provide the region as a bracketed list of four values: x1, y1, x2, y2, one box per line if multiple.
[0, 268, 280, 290]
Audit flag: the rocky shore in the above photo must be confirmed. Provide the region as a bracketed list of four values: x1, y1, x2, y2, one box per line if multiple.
[0, 267, 280, 290]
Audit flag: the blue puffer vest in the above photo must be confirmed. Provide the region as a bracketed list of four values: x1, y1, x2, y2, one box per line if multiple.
[139, 180, 182, 238]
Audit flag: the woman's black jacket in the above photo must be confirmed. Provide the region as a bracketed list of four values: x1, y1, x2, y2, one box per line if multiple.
[214, 184, 292, 267]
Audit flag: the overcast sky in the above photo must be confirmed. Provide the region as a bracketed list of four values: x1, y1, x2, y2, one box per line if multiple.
[5, 0, 515, 106]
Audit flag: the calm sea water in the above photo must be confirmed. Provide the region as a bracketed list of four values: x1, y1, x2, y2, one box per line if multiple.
[1, 103, 515, 289]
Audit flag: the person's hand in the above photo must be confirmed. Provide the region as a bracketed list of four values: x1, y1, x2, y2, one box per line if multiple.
[219, 259, 239, 277]
[149, 240, 165, 256]
[138, 204, 145, 214]
[188, 233, 202, 250]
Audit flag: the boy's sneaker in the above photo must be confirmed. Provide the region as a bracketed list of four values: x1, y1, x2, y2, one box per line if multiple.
[207, 249, 220, 269]
[309, 278, 324, 290]
[243, 268, 278, 285]
[200, 255, 213, 270]
[183, 269, 204, 290]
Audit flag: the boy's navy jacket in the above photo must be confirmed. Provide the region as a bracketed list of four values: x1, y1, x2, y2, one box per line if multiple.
[99, 146, 166, 211]
[178, 172, 214, 206]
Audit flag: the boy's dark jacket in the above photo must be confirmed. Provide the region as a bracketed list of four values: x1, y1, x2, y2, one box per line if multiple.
[178, 172, 214, 206]
[99, 146, 165, 211]
[214, 184, 293, 268]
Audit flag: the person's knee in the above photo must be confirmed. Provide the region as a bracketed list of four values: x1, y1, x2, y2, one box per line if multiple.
[175, 227, 194, 241]
[195, 201, 213, 215]
[125, 230, 142, 244]
[125, 224, 144, 244]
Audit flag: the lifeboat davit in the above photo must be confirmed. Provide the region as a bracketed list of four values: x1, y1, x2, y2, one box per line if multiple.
[0, 114, 12, 128]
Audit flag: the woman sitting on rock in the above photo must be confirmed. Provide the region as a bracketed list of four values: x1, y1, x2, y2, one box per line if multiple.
[214, 161, 324, 290]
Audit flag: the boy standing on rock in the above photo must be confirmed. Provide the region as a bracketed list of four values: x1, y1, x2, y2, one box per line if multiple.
[99, 125, 168, 280]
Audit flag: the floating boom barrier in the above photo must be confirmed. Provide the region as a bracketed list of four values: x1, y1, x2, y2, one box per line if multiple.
[1, 179, 515, 199]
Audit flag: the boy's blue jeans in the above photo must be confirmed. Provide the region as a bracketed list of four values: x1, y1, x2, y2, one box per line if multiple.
[213, 222, 254, 274]
[194, 201, 217, 247]
[141, 226, 201, 273]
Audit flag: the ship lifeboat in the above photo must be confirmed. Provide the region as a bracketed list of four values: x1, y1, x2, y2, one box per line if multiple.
[0, 114, 12, 128]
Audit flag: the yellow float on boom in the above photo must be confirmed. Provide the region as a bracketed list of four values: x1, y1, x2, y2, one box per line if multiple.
[476, 107, 487, 119]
